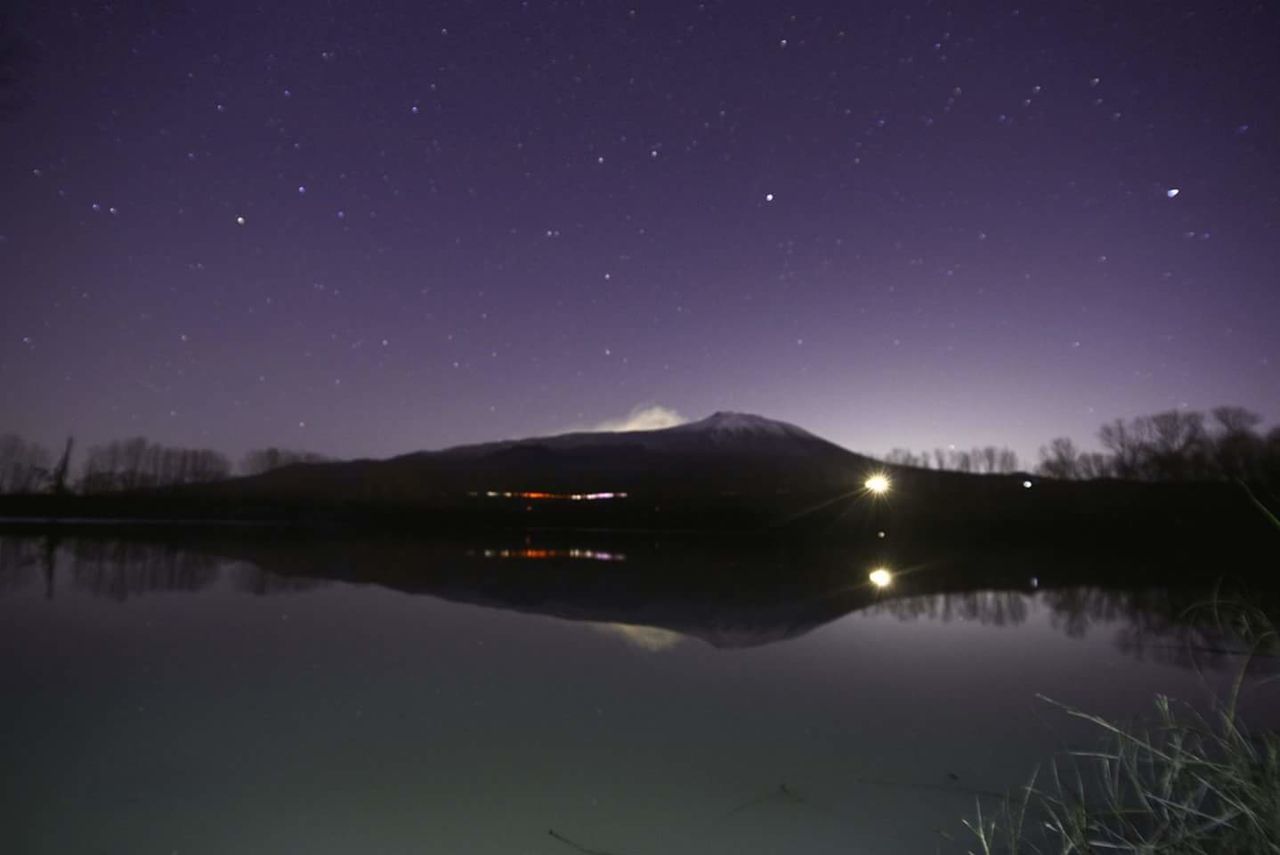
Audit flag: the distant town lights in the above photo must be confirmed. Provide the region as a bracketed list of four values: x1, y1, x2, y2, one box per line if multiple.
[869, 568, 893, 588]
[481, 490, 627, 501]
[864, 474, 891, 495]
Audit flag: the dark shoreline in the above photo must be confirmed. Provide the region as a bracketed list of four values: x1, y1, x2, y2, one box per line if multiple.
[1, 475, 1276, 546]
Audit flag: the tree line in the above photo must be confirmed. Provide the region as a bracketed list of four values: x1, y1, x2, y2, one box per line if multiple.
[1036, 406, 1279, 482]
[882, 445, 1022, 474]
[885, 407, 1274, 481]
[883, 405, 1278, 483]
[3, 405, 1277, 495]
[0, 434, 329, 495]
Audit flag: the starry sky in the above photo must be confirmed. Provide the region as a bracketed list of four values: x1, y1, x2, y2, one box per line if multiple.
[2, 0, 1277, 465]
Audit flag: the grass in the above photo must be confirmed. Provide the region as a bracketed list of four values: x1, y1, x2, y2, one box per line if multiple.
[963, 547, 1280, 853]
[964, 691, 1280, 853]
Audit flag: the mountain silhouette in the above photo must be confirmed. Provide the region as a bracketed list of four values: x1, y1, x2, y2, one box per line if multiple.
[1, 412, 1272, 544]
[208, 411, 879, 510]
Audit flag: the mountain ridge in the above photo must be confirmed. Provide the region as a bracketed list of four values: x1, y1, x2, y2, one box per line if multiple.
[417, 410, 838, 460]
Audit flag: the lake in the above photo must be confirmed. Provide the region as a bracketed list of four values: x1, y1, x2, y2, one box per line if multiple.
[1, 529, 1276, 854]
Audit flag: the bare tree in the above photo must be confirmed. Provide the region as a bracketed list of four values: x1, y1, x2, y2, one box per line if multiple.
[1147, 410, 1208, 479]
[1098, 417, 1153, 479]
[51, 437, 74, 495]
[0, 434, 52, 493]
[895, 404, 1274, 485]
[81, 438, 231, 493]
[1211, 406, 1262, 436]
[1209, 407, 1263, 479]
[1038, 437, 1080, 480]
[1076, 452, 1113, 479]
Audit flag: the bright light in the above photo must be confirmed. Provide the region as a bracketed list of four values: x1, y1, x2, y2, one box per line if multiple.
[868, 568, 893, 588]
[1022, 480, 1033, 488]
[864, 474, 891, 495]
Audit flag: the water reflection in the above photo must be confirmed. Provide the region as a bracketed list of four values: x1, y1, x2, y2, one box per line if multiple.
[589, 622, 686, 651]
[475, 547, 626, 561]
[864, 587, 1266, 671]
[865, 589, 1032, 627]
[1, 529, 1276, 855]
[68, 538, 220, 600]
[230, 563, 332, 596]
[0, 536, 44, 595]
[0, 530, 1274, 665]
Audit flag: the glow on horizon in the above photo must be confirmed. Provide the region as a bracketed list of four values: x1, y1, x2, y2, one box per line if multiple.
[869, 568, 893, 588]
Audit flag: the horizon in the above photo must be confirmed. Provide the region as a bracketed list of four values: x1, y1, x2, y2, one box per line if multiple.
[9, 402, 1277, 479]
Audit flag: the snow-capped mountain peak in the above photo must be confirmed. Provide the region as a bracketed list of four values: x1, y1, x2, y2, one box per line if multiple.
[669, 411, 818, 441]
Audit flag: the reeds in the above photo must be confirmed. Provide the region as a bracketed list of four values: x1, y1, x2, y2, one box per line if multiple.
[964, 599, 1280, 854]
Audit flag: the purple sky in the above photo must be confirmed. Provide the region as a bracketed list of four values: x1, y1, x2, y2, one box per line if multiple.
[2, 1, 1277, 466]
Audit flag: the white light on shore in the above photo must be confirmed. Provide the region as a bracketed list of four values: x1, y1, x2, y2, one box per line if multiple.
[869, 568, 893, 588]
[865, 474, 891, 495]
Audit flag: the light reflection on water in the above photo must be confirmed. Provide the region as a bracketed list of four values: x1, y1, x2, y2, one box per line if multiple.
[590, 622, 687, 652]
[0, 533, 1275, 854]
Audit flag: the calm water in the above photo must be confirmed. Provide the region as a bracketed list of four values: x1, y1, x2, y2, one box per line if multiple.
[1, 532, 1275, 854]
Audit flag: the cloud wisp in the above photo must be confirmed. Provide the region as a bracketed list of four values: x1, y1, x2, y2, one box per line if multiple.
[587, 404, 688, 433]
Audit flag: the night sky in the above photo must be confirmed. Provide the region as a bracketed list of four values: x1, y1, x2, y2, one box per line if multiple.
[3, 1, 1277, 465]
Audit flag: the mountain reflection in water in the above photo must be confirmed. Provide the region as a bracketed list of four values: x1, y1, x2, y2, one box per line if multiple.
[2, 527, 1277, 855]
[0, 530, 1272, 665]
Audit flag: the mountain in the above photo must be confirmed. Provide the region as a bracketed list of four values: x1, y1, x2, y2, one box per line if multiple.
[425, 410, 865, 493]
[5, 411, 1269, 540]
[228, 410, 877, 507]
[426, 411, 843, 458]
[85, 410, 886, 531]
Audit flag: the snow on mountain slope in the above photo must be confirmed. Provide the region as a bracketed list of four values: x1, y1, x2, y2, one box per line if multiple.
[424, 411, 849, 461]
[666, 411, 821, 442]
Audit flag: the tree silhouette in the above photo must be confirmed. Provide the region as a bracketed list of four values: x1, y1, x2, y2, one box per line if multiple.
[882, 445, 1019, 474]
[0, 434, 52, 493]
[1038, 437, 1080, 480]
[1032, 406, 1278, 484]
[80, 437, 230, 493]
[50, 437, 74, 495]
[240, 447, 331, 476]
